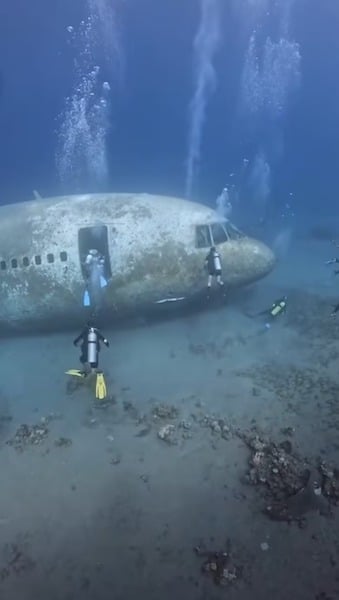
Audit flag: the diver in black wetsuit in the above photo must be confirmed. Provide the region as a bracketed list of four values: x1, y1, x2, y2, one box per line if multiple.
[247, 296, 287, 331]
[69, 321, 110, 400]
[205, 247, 224, 289]
[325, 257, 339, 275]
[325, 239, 339, 274]
[73, 321, 109, 372]
[82, 249, 108, 314]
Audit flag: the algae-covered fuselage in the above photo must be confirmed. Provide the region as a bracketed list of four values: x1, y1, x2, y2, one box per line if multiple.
[0, 193, 275, 332]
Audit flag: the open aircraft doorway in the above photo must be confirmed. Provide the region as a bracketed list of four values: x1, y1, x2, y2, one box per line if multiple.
[78, 225, 112, 282]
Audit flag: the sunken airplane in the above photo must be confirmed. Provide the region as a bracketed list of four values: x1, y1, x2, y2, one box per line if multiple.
[0, 193, 275, 332]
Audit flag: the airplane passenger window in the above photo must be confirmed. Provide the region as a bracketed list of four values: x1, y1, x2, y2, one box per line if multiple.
[22, 257, 29, 267]
[35, 255, 41, 265]
[210, 223, 228, 245]
[0, 261, 6, 270]
[47, 253, 54, 264]
[196, 225, 212, 248]
[11, 259, 18, 269]
[60, 251, 67, 262]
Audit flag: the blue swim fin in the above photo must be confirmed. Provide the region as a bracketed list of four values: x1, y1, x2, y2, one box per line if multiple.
[83, 289, 90, 307]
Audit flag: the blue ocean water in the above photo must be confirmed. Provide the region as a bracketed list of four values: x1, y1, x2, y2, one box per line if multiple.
[2, 4, 339, 598]
[0, 0, 338, 219]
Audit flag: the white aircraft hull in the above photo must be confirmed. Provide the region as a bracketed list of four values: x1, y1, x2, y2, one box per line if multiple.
[0, 193, 275, 332]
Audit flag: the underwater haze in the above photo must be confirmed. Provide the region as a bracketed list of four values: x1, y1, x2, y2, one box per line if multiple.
[0, 0, 338, 218]
[2, 1, 339, 599]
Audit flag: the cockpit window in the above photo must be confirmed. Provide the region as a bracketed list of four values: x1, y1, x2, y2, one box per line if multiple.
[224, 222, 244, 240]
[210, 223, 228, 245]
[196, 225, 213, 248]
[196, 221, 244, 248]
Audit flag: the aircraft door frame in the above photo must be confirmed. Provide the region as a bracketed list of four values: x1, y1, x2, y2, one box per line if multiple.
[78, 225, 112, 281]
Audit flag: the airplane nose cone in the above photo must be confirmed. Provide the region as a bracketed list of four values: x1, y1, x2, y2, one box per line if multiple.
[246, 238, 276, 281]
[249, 240, 276, 279]
[219, 238, 276, 286]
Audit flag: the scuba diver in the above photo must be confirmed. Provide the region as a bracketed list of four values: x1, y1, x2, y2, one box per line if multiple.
[325, 245, 339, 315]
[85, 249, 106, 278]
[247, 296, 288, 332]
[216, 187, 232, 220]
[324, 240, 339, 274]
[205, 246, 224, 295]
[325, 257, 339, 275]
[66, 321, 110, 400]
[83, 249, 108, 312]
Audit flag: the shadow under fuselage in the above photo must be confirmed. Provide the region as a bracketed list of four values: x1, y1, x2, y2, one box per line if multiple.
[0, 286, 242, 339]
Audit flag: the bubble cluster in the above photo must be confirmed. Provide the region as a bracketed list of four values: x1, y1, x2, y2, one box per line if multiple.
[241, 33, 301, 119]
[56, 1, 122, 188]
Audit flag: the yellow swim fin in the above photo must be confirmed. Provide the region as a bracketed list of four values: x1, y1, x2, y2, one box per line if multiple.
[95, 371, 107, 400]
[65, 369, 87, 378]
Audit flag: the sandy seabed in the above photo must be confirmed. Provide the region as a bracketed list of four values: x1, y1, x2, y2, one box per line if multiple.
[0, 239, 339, 600]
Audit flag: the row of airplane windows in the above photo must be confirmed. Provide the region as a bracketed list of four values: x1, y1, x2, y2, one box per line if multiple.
[0, 251, 68, 271]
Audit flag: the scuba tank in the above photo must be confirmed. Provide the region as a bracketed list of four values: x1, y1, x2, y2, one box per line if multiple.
[87, 328, 98, 365]
[261, 297, 287, 333]
[213, 251, 221, 272]
[270, 297, 287, 318]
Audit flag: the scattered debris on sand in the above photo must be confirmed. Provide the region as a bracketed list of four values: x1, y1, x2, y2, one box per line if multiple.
[178, 420, 193, 439]
[238, 363, 339, 407]
[0, 539, 35, 581]
[188, 338, 243, 358]
[152, 403, 199, 444]
[157, 424, 177, 445]
[5, 413, 67, 452]
[152, 403, 179, 420]
[135, 424, 152, 438]
[83, 415, 99, 429]
[199, 414, 231, 440]
[7, 423, 49, 452]
[54, 437, 72, 448]
[40, 412, 62, 424]
[240, 431, 332, 524]
[93, 395, 116, 410]
[123, 400, 140, 420]
[66, 377, 85, 395]
[128, 402, 234, 447]
[194, 540, 243, 587]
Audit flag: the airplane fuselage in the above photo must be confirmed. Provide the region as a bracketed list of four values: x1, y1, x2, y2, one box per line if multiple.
[0, 193, 275, 332]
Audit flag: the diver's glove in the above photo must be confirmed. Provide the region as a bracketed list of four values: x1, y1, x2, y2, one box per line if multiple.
[73, 340, 78, 347]
[104, 339, 110, 347]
